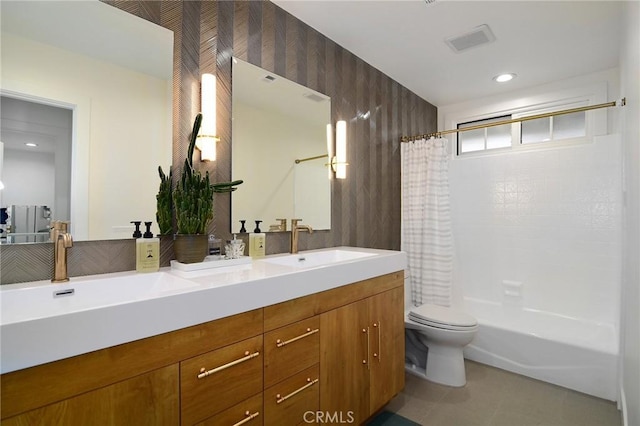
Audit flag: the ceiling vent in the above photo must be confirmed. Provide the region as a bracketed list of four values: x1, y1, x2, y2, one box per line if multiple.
[445, 24, 495, 53]
[304, 93, 328, 103]
[262, 74, 276, 83]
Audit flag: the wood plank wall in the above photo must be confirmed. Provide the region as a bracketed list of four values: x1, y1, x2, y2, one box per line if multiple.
[0, 0, 436, 284]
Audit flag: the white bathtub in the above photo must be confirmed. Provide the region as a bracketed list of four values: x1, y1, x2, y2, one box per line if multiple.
[462, 297, 619, 401]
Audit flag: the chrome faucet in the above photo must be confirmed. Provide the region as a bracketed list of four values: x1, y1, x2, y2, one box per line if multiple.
[290, 219, 313, 254]
[51, 221, 73, 283]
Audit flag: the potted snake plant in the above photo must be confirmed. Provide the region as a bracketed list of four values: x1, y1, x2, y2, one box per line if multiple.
[158, 113, 242, 263]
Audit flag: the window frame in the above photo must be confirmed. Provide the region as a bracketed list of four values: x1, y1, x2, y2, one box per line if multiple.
[446, 82, 608, 158]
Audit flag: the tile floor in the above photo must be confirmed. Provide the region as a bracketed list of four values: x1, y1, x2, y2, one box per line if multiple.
[385, 361, 622, 426]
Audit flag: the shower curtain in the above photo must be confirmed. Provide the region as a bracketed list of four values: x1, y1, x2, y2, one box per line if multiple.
[401, 137, 453, 307]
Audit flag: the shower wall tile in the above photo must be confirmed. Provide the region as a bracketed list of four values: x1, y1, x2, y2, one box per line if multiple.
[1, 0, 436, 284]
[450, 134, 623, 324]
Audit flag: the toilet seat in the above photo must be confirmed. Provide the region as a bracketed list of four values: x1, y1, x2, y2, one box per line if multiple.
[408, 304, 477, 331]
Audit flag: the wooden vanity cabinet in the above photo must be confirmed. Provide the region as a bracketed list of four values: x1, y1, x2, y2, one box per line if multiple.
[1, 364, 179, 426]
[0, 309, 263, 425]
[320, 286, 405, 424]
[1, 271, 404, 426]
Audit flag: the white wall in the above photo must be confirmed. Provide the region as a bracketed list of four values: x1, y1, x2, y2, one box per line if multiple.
[620, 2, 640, 424]
[1, 33, 172, 240]
[441, 71, 622, 326]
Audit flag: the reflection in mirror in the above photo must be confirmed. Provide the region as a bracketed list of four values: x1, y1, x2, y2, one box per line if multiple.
[0, 0, 173, 243]
[231, 58, 331, 233]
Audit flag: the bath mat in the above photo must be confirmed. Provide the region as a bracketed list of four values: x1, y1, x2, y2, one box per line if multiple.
[367, 411, 421, 426]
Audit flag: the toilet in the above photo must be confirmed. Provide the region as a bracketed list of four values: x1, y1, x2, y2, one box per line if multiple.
[404, 303, 478, 387]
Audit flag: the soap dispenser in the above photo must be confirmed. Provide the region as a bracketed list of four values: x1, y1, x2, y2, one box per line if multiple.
[136, 222, 160, 272]
[249, 231, 266, 259]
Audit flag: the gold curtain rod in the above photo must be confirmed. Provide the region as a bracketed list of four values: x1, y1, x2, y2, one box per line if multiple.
[400, 98, 626, 143]
[295, 154, 327, 164]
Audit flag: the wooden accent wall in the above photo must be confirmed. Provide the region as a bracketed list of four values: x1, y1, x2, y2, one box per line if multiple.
[0, 0, 436, 284]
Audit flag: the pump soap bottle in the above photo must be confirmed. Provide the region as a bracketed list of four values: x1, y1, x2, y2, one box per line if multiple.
[249, 220, 266, 258]
[136, 222, 160, 272]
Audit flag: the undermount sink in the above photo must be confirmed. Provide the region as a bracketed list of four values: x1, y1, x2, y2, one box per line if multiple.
[258, 249, 377, 269]
[1, 271, 200, 325]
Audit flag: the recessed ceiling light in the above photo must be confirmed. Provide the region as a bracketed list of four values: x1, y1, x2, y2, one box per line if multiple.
[493, 73, 517, 83]
[25, 143, 38, 147]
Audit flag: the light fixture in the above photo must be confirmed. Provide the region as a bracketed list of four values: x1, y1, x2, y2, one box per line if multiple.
[334, 120, 347, 179]
[297, 120, 348, 179]
[324, 120, 348, 179]
[493, 73, 516, 83]
[196, 73, 219, 161]
[25, 143, 38, 147]
[326, 124, 333, 179]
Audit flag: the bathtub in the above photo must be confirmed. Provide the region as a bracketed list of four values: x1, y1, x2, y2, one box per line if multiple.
[462, 297, 618, 401]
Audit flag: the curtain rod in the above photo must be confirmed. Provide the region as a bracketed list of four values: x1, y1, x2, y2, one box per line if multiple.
[400, 98, 626, 143]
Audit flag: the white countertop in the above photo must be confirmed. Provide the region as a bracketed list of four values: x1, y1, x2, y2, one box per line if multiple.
[0, 246, 406, 374]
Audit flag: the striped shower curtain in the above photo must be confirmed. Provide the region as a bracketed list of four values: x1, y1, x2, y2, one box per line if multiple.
[401, 138, 453, 307]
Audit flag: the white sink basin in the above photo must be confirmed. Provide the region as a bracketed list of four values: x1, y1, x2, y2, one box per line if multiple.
[259, 249, 376, 269]
[1, 271, 200, 325]
[1, 246, 405, 374]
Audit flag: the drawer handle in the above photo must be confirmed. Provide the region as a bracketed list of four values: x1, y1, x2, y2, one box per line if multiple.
[276, 377, 319, 404]
[374, 321, 381, 362]
[276, 328, 319, 348]
[197, 351, 260, 379]
[232, 410, 260, 426]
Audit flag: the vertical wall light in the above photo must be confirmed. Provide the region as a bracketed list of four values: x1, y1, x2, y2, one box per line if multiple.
[334, 120, 347, 179]
[196, 73, 218, 161]
[325, 120, 347, 179]
[326, 123, 334, 179]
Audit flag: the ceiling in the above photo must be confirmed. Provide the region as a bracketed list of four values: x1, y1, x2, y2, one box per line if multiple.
[271, 0, 624, 107]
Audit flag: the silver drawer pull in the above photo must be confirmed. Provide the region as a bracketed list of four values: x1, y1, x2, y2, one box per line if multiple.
[276, 377, 319, 404]
[232, 410, 260, 426]
[197, 351, 260, 379]
[276, 328, 319, 348]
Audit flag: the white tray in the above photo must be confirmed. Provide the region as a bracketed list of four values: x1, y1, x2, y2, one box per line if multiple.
[170, 256, 252, 272]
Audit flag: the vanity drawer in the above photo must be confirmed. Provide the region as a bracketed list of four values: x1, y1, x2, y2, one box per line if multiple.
[264, 316, 320, 388]
[264, 364, 319, 426]
[181, 335, 263, 426]
[195, 393, 263, 426]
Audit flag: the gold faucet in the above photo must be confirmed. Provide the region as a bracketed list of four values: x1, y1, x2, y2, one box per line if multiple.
[290, 219, 313, 254]
[51, 221, 73, 283]
[269, 218, 288, 232]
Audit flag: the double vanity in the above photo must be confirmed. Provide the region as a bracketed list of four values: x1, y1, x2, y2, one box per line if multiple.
[1, 247, 406, 425]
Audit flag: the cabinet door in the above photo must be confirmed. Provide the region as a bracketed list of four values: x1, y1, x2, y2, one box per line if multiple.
[2, 364, 179, 426]
[319, 299, 370, 424]
[368, 286, 405, 415]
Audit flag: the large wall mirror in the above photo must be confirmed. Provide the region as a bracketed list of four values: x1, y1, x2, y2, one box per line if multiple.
[231, 58, 331, 233]
[0, 0, 173, 243]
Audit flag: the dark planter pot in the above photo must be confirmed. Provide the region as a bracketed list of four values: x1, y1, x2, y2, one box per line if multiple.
[173, 234, 208, 264]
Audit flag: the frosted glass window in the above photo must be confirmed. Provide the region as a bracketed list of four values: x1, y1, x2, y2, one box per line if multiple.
[455, 103, 589, 156]
[487, 123, 511, 149]
[459, 128, 484, 153]
[458, 115, 511, 154]
[554, 111, 585, 140]
[522, 111, 585, 144]
[522, 118, 551, 144]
